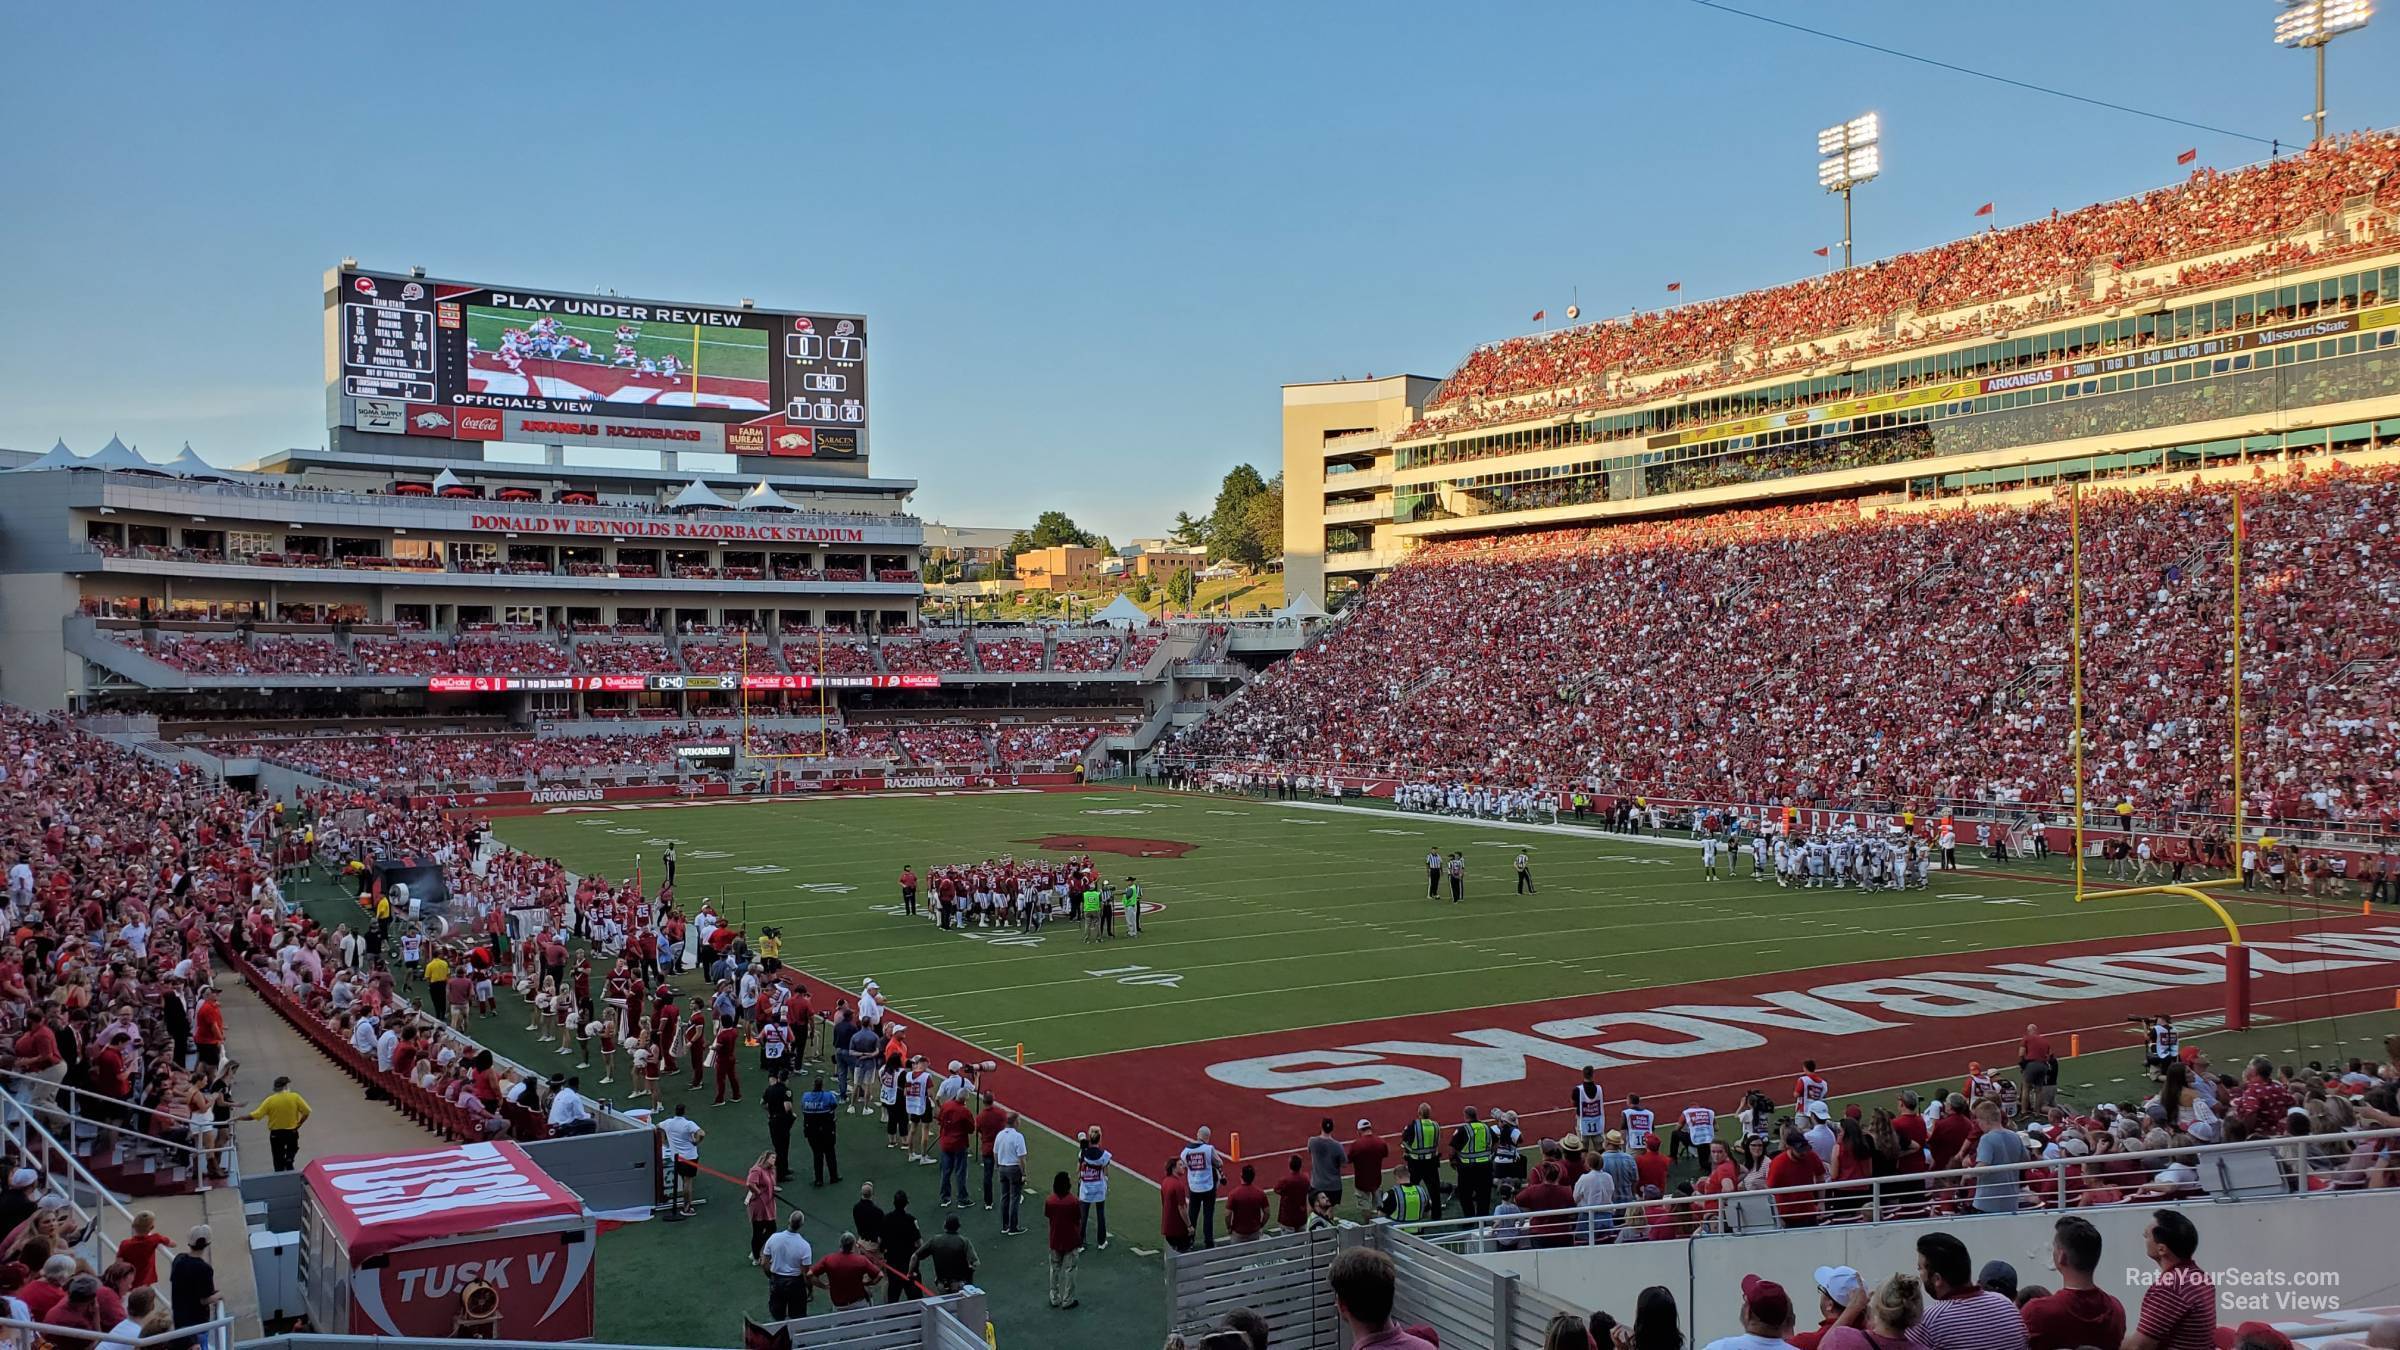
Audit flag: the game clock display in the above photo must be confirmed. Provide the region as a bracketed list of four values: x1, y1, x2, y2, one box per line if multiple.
[327, 266, 866, 457]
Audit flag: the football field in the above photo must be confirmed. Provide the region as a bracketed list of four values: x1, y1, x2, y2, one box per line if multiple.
[492, 787, 2400, 1172]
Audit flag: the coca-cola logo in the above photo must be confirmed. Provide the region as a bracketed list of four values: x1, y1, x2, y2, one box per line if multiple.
[529, 786, 605, 804]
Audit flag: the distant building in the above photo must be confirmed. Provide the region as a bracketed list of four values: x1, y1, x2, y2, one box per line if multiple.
[1280, 374, 1441, 608]
[1014, 544, 1103, 590]
[924, 523, 1020, 577]
[1132, 548, 1205, 579]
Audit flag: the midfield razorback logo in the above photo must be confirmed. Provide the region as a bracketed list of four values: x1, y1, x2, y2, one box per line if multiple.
[1198, 928, 2400, 1109]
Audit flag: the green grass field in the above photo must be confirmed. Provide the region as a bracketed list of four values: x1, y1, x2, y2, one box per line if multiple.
[493, 790, 2359, 1063]
[465, 306, 767, 379]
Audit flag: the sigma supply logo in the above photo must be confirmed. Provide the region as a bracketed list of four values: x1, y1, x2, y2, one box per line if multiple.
[1203, 928, 2400, 1108]
[528, 786, 606, 804]
[887, 774, 968, 789]
[355, 400, 406, 434]
[454, 410, 504, 441]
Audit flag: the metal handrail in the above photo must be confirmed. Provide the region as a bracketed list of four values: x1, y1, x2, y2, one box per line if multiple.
[0, 1091, 139, 1265]
[0, 1067, 236, 1191]
[1403, 1124, 2400, 1249]
[0, 1311, 235, 1350]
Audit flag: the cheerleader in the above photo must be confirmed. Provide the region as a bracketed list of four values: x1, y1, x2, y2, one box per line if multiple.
[473, 963, 496, 1018]
[631, 1033, 661, 1108]
[575, 1010, 596, 1069]
[554, 992, 576, 1055]
[596, 1003, 622, 1084]
[530, 977, 556, 1033]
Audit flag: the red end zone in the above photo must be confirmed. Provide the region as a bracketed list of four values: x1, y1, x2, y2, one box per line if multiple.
[1015, 917, 2400, 1172]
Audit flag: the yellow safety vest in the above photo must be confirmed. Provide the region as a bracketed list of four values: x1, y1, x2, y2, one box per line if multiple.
[1403, 1118, 1438, 1161]
[1457, 1121, 1493, 1165]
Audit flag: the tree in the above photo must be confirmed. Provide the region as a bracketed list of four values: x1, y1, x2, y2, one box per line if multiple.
[1207, 464, 1273, 569]
[1169, 511, 1208, 550]
[1165, 567, 1197, 610]
[1131, 575, 1153, 604]
[1242, 473, 1283, 565]
[1002, 510, 1097, 575]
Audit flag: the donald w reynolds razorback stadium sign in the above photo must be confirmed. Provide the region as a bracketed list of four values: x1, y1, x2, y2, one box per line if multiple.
[466, 513, 869, 543]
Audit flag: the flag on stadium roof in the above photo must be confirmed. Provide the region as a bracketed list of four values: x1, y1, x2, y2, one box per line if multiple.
[2178, 148, 2198, 165]
[1974, 202, 1995, 217]
[1666, 282, 1681, 292]
[1530, 309, 1544, 322]
[1814, 247, 1830, 258]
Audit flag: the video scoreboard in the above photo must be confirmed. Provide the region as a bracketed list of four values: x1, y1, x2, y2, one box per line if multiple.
[325, 265, 868, 460]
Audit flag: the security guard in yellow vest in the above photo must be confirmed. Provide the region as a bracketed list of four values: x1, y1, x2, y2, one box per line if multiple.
[1400, 1102, 1442, 1220]
[1450, 1104, 1495, 1218]
[1377, 1180, 1432, 1223]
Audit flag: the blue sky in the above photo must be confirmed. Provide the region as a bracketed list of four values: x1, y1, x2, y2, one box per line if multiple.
[3, 2, 2394, 541]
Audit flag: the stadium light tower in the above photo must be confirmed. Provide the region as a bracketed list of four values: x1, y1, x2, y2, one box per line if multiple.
[1816, 113, 1881, 270]
[2275, 0, 2370, 144]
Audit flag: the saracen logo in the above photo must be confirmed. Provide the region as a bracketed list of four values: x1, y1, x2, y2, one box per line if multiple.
[528, 786, 605, 804]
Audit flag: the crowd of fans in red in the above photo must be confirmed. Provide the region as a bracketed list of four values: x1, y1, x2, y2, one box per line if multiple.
[1178, 460, 2400, 827]
[1408, 133, 2400, 442]
[354, 637, 575, 677]
[149, 635, 350, 677]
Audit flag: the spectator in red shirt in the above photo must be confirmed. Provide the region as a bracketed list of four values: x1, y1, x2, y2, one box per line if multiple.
[711, 1018, 742, 1104]
[1764, 1130, 1824, 1227]
[2129, 1210, 2215, 1350]
[808, 1234, 879, 1312]
[1225, 1164, 1269, 1242]
[12, 1017, 62, 1117]
[1636, 1132, 1670, 1196]
[2019, 1024, 2058, 1111]
[1347, 1121, 1390, 1222]
[115, 1213, 174, 1289]
[193, 990, 225, 1071]
[935, 1097, 974, 1208]
[1160, 1159, 1194, 1253]
[1043, 1172, 1082, 1310]
[2231, 1057, 2297, 1136]
[1513, 1161, 1578, 1249]
[1927, 1094, 1978, 1172]
[1273, 1156, 1312, 1233]
[973, 1094, 1008, 1210]
[2022, 1217, 2125, 1350]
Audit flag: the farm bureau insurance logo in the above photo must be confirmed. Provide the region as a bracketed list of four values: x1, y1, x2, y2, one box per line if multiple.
[1203, 927, 2400, 1108]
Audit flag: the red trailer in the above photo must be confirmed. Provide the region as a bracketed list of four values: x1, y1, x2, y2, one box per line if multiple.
[301, 1141, 596, 1340]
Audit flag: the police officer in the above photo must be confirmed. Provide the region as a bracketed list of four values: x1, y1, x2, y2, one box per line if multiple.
[762, 1073, 797, 1183]
[799, 1075, 841, 1187]
[1377, 1179, 1432, 1223]
[1400, 1103, 1442, 1220]
[1450, 1106, 1495, 1218]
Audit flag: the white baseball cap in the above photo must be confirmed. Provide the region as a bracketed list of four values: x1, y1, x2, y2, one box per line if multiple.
[1814, 1266, 1863, 1304]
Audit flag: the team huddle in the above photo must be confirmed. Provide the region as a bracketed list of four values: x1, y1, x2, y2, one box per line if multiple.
[470, 315, 687, 379]
[896, 855, 1144, 939]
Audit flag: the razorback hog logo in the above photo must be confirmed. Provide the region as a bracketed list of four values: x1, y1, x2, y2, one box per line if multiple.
[1204, 928, 2400, 1108]
[774, 432, 808, 450]
[413, 412, 451, 429]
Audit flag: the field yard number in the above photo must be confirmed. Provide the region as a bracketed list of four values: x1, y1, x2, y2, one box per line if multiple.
[1083, 809, 1149, 816]
[734, 864, 790, 875]
[794, 882, 857, 894]
[1589, 853, 1674, 867]
[1085, 963, 1183, 989]
[683, 848, 733, 860]
[1370, 828, 1423, 837]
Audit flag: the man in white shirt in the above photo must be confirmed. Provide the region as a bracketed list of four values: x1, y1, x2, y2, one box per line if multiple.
[374, 1023, 401, 1073]
[858, 980, 883, 1028]
[1571, 1157, 1616, 1244]
[349, 1012, 380, 1059]
[757, 1212, 813, 1320]
[659, 1101, 705, 1215]
[1702, 1277, 1798, 1350]
[547, 1075, 595, 1137]
[1802, 1100, 1838, 1178]
[992, 1111, 1029, 1233]
[4, 856, 32, 913]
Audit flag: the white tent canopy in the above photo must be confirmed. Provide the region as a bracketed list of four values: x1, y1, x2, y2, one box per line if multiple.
[1091, 595, 1150, 625]
[431, 467, 467, 492]
[12, 440, 83, 472]
[1277, 590, 1332, 620]
[82, 435, 157, 472]
[665, 479, 732, 512]
[166, 443, 243, 481]
[738, 480, 799, 512]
